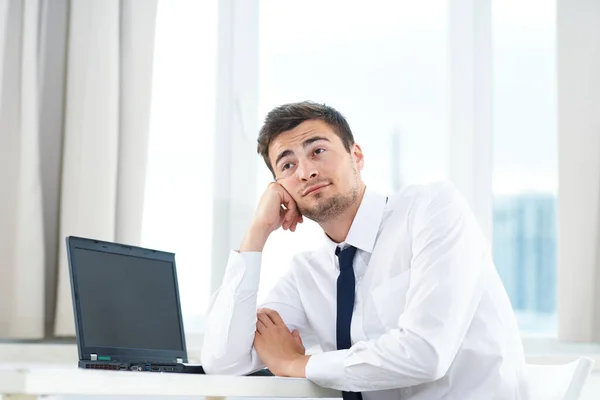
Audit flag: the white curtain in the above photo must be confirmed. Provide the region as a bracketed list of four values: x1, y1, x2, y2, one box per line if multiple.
[0, 0, 158, 339]
[557, 0, 600, 342]
[0, 0, 45, 339]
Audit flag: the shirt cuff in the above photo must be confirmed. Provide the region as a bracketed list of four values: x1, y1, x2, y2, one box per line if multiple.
[305, 350, 349, 389]
[223, 250, 262, 292]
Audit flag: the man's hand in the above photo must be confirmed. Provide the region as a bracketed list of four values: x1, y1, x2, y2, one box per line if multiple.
[253, 308, 310, 377]
[240, 183, 303, 252]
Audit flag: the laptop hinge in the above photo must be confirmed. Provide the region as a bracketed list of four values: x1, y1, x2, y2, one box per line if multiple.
[176, 358, 183, 363]
[90, 354, 98, 361]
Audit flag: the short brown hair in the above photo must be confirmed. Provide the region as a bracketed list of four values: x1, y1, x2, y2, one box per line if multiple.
[257, 101, 355, 176]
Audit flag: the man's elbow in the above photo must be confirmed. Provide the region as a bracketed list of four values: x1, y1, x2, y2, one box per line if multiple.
[201, 358, 235, 375]
[201, 353, 242, 375]
[423, 361, 448, 382]
[201, 356, 223, 375]
[201, 351, 259, 376]
[407, 342, 451, 384]
[422, 351, 453, 383]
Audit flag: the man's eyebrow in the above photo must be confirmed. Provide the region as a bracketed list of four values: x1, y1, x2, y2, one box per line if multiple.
[302, 136, 330, 148]
[274, 136, 331, 167]
[275, 149, 293, 167]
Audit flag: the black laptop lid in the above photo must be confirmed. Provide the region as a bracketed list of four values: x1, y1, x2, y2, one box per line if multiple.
[66, 236, 188, 363]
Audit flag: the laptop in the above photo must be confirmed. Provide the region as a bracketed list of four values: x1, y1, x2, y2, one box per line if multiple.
[65, 236, 205, 373]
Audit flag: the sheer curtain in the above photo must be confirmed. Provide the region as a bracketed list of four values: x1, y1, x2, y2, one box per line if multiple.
[141, 0, 218, 333]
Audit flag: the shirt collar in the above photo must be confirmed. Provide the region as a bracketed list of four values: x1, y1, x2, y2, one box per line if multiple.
[323, 186, 388, 255]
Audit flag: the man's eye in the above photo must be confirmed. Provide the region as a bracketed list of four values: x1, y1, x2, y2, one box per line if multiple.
[282, 163, 294, 171]
[314, 148, 325, 155]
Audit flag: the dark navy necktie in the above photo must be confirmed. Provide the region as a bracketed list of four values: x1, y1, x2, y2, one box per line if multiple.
[336, 245, 363, 400]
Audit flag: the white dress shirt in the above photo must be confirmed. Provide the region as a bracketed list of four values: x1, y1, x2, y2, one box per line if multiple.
[202, 181, 528, 399]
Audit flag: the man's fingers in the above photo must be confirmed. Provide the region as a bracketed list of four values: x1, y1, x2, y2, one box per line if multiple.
[285, 209, 303, 231]
[256, 318, 267, 334]
[278, 186, 300, 221]
[288, 215, 299, 232]
[280, 207, 297, 231]
[257, 312, 274, 327]
[280, 187, 298, 213]
[253, 331, 263, 347]
[292, 330, 302, 345]
[283, 208, 299, 229]
[273, 183, 302, 231]
[280, 207, 289, 230]
[259, 308, 285, 326]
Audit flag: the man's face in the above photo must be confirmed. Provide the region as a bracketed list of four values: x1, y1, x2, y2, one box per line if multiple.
[268, 120, 365, 222]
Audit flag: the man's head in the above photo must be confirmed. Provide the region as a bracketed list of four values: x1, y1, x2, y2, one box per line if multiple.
[257, 101, 365, 222]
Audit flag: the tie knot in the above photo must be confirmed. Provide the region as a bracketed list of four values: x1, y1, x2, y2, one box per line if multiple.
[335, 245, 357, 269]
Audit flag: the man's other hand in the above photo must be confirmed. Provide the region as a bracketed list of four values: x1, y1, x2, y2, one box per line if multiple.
[253, 308, 310, 377]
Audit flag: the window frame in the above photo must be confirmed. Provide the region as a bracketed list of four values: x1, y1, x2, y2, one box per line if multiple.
[210, 0, 260, 294]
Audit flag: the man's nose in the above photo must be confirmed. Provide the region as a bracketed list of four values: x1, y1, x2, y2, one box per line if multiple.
[296, 159, 319, 181]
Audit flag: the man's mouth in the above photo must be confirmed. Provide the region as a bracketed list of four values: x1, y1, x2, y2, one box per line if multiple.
[303, 183, 330, 196]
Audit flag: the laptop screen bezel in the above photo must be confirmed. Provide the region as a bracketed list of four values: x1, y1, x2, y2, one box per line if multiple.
[66, 236, 188, 363]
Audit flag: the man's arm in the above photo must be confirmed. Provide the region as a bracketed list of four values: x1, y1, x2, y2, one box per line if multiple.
[201, 183, 306, 375]
[201, 251, 315, 375]
[256, 183, 489, 390]
[200, 249, 264, 375]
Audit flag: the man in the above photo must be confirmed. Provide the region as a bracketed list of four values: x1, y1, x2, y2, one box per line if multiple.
[201, 102, 527, 399]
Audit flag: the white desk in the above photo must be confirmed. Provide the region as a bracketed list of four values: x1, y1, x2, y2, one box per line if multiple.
[0, 363, 341, 399]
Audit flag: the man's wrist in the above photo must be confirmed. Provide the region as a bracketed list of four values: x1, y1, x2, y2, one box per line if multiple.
[284, 354, 311, 378]
[239, 224, 271, 252]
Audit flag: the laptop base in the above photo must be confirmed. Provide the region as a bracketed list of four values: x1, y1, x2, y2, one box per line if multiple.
[79, 360, 205, 374]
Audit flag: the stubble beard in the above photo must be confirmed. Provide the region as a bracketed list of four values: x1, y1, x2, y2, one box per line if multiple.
[298, 165, 361, 223]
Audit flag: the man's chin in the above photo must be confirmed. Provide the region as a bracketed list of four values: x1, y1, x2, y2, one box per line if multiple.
[298, 195, 327, 211]
[298, 201, 338, 223]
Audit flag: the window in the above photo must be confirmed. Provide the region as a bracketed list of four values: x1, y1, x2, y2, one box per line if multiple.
[491, 0, 557, 334]
[139, 0, 558, 337]
[256, 0, 448, 299]
[142, 0, 217, 333]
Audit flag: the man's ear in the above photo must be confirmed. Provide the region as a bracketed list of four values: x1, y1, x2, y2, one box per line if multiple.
[352, 143, 365, 170]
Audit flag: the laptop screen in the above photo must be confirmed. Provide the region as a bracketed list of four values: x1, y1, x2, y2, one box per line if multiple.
[71, 247, 184, 352]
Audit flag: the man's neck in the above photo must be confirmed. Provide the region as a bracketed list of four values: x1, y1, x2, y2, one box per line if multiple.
[320, 184, 367, 243]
